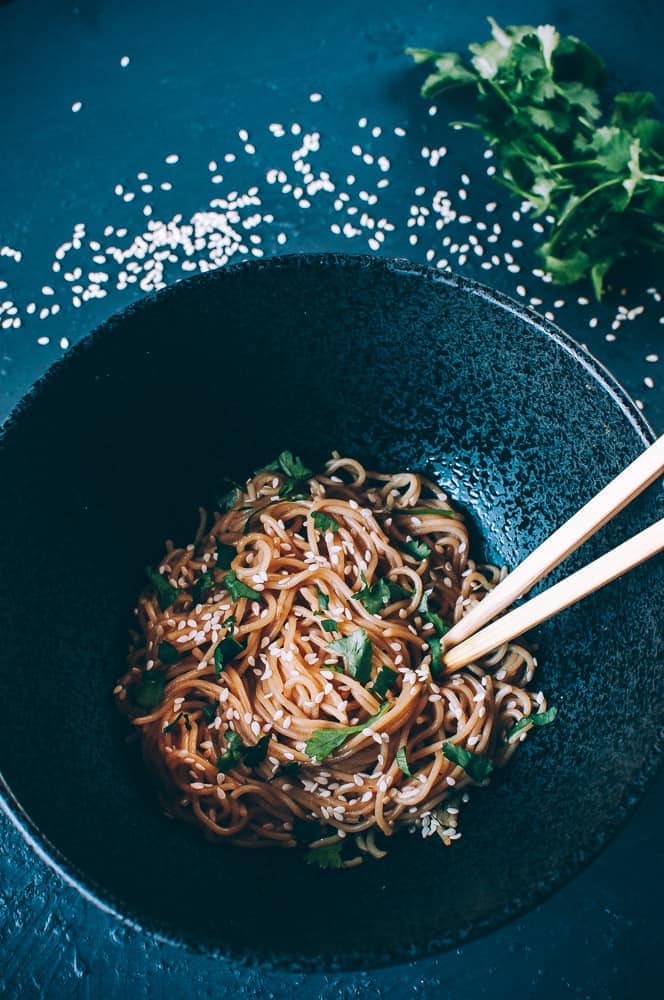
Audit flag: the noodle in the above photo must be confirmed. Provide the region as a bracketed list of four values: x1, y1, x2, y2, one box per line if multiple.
[114, 454, 550, 866]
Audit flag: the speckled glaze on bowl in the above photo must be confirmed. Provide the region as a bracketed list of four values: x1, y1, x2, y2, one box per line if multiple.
[0, 254, 661, 971]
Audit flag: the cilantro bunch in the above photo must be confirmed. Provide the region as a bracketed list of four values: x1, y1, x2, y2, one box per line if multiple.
[407, 18, 664, 298]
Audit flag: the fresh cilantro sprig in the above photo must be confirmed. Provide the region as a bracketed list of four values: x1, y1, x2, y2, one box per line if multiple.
[407, 18, 664, 298]
[305, 702, 390, 761]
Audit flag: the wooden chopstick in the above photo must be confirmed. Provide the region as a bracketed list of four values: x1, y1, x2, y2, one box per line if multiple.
[443, 517, 664, 671]
[443, 434, 664, 653]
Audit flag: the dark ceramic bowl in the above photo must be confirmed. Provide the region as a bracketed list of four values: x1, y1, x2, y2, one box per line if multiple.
[0, 254, 661, 971]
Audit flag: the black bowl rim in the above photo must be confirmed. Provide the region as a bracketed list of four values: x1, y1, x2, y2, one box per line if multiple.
[0, 252, 660, 972]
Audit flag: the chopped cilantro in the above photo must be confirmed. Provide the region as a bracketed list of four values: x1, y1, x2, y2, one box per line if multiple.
[279, 761, 302, 777]
[355, 575, 412, 614]
[312, 511, 340, 533]
[428, 635, 445, 679]
[505, 705, 558, 741]
[216, 730, 270, 770]
[370, 666, 398, 699]
[157, 641, 179, 665]
[242, 733, 271, 766]
[418, 588, 450, 674]
[132, 669, 166, 711]
[163, 711, 191, 734]
[293, 817, 324, 844]
[321, 619, 338, 633]
[201, 701, 218, 723]
[263, 450, 313, 497]
[305, 702, 389, 761]
[395, 745, 412, 776]
[223, 569, 262, 603]
[399, 538, 431, 560]
[316, 585, 330, 611]
[214, 635, 246, 676]
[424, 610, 449, 637]
[242, 500, 275, 534]
[145, 566, 178, 611]
[326, 628, 373, 684]
[442, 742, 493, 783]
[215, 482, 242, 512]
[191, 570, 214, 608]
[305, 841, 343, 870]
[216, 731, 244, 771]
[216, 541, 236, 570]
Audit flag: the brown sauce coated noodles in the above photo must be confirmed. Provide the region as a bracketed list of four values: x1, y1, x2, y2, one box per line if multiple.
[114, 455, 548, 867]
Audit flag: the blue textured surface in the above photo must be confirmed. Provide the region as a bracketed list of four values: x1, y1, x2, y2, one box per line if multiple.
[1, 1, 663, 996]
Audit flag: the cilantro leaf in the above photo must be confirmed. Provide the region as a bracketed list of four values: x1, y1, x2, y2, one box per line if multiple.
[395, 745, 412, 776]
[312, 511, 340, 533]
[320, 619, 338, 634]
[305, 702, 389, 761]
[279, 761, 302, 777]
[354, 575, 412, 614]
[191, 570, 214, 608]
[442, 742, 493, 783]
[505, 705, 558, 741]
[326, 628, 373, 684]
[263, 450, 313, 497]
[216, 730, 270, 770]
[201, 701, 218, 723]
[428, 635, 445, 679]
[145, 566, 178, 611]
[216, 731, 244, 771]
[293, 817, 324, 844]
[399, 538, 431, 560]
[242, 733, 271, 766]
[215, 482, 242, 513]
[214, 635, 245, 675]
[163, 711, 191, 733]
[157, 641, 179, 665]
[216, 541, 236, 570]
[132, 669, 166, 711]
[223, 569, 262, 603]
[370, 666, 398, 699]
[305, 841, 344, 870]
[316, 586, 330, 611]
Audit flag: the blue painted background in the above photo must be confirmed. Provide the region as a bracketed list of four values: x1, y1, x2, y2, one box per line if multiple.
[0, 0, 662, 995]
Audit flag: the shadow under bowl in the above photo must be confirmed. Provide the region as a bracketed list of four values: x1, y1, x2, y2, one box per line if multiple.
[0, 254, 661, 970]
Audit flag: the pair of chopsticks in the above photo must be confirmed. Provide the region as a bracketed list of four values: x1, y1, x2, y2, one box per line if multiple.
[442, 435, 664, 672]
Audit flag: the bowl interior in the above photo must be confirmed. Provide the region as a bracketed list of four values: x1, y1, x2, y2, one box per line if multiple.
[0, 255, 661, 970]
